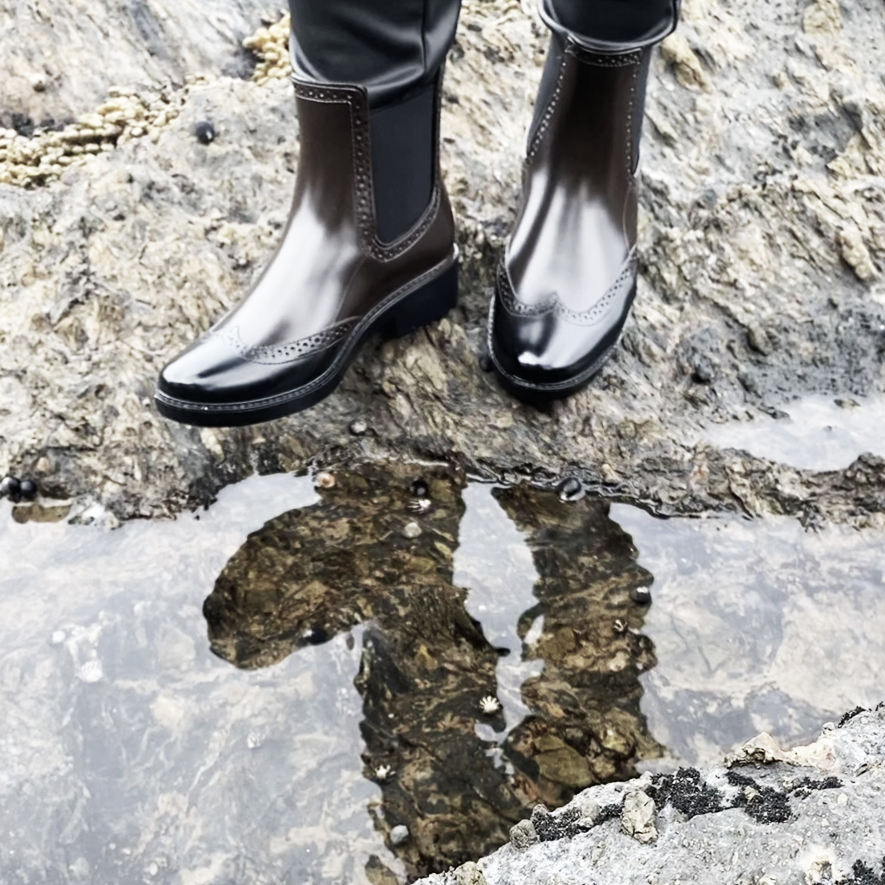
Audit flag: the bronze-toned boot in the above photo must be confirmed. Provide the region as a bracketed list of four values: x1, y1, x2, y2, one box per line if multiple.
[488, 37, 650, 400]
[156, 75, 457, 427]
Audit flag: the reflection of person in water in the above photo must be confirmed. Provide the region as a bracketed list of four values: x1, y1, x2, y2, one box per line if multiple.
[202, 464, 661, 879]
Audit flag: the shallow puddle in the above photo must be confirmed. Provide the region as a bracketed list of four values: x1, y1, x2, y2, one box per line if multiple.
[1, 464, 882, 883]
[704, 394, 885, 470]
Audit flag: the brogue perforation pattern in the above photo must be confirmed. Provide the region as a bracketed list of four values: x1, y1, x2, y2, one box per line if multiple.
[497, 249, 638, 326]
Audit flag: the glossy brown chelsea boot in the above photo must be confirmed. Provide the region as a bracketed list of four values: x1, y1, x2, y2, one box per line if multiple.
[155, 75, 458, 427]
[488, 37, 650, 400]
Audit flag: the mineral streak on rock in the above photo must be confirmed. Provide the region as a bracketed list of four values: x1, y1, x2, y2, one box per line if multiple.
[202, 463, 661, 879]
[0, 0, 885, 524]
[416, 710, 885, 885]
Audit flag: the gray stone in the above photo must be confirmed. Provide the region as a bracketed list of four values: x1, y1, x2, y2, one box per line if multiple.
[454, 862, 487, 885]
[416, 710, 885, 885]
[509, 820, 539, 851]
[0, 0, 276, 125]
[620, 791, 658, 844]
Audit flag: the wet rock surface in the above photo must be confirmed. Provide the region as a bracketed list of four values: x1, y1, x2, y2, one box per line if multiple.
[203, 462, 661, 879]
[418, 709, 885, 885]
[0, 0, 884, 524]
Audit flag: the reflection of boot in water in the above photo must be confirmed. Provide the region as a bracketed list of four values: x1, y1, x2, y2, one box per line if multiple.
[202, 463, 525, 879]
[204, 463, 465, 669]
[492, 486, 663, 809]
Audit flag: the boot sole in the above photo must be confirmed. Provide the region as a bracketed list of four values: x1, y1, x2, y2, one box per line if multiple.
[155, 256, 459, 427]
[487, 282, 635, 404]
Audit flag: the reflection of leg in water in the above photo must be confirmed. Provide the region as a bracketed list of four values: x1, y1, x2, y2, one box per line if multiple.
[202, 464, 523, 879]
[202, 467, 664, 879]
[491, 487, 664, 809]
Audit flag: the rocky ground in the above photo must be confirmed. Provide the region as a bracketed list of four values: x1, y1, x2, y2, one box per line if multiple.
[1, 0, 884, 525]
[417, 707, 885, 885]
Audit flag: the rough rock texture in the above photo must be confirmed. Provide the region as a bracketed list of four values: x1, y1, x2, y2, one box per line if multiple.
[417, 708, 885, 885]
[0, 0, 276, 126]
[2, 0, 885, 523]
[202, 462, 662, 879]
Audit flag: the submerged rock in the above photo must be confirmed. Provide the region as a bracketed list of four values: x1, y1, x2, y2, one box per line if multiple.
[0, 0, 883, 523]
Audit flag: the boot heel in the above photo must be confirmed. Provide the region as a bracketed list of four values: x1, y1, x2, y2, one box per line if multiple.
[388, 263, 459, 338]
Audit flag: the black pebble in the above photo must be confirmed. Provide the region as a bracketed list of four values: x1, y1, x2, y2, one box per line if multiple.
[410, 478, 429, 498]
[557, 476, 584, 502]
[1, 476, 22, 503]
[630, 586, 652, 605]
[304, 627, 329, 646]
[691, 359, 714, 384]
[195, 121, 216, 145]
[478, 349, 493, 373]
[19, 478, 38, 501]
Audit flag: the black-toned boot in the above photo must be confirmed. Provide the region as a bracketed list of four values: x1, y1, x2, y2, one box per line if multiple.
[155, 75, 457, 427]
[488, 37, 651, 401]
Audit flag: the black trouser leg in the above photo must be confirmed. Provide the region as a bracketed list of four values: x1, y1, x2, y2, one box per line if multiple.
[287, 0, 462, 107]
[287, 0, 677, 100]
[541, 0, 679, 50]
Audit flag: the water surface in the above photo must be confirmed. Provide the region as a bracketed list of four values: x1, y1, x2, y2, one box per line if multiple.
[704, 394, 885, 470]
[1, 464, 882, 883]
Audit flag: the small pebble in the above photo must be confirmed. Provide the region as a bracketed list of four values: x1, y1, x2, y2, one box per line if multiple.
[19, 478, 38, 501]
[410, 478, 429, 498]
[1, 475, 22, 503]
[408, 498, 432, 514]
[302, 627, 329, 645]
[195, 121, 216, 145]
[314, 471, 336, 489]
[402, 521, 422, 540]
[557, 476, 584, 503]
[478, 349, 493, 373]
[613, 618, 628, 635]
[349, 419, 368, 436]
[692, 359, 715, 384]
[630, 586, 652, 605]
[509, 819, 539, 851]
[390, 825, 410, 846]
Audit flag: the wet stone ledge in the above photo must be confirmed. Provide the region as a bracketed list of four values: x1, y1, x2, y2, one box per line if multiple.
[1, 0, 885, 525]
[418, 709, 885, 885]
